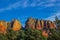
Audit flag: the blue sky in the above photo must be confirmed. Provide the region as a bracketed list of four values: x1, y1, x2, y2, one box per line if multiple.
[0, 0, 60, 26]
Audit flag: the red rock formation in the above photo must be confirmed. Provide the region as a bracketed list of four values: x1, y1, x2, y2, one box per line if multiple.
[49, 21, 56, 29]
[25, 18, 56, 37]
[36, 20, 42, 30]
[42, 30, 48, 37]
[25, 18, 56, 30]
[0, 21, 7, 34]
[11, 19, 22, 31]
[25, 17, 36, 29]
[0, 19, 22, 34]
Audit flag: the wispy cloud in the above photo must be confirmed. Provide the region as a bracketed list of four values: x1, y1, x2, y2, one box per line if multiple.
[0, 1, 21, 12]
[49, 0, 56, 2]
[0, 0, 59, 12]
[43, 3, 55, 8]
[45, 12, 60, 21]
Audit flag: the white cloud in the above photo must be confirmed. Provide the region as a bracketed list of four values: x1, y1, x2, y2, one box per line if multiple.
[45, 12, 60, 21]
[0, 0, 59, 12]
[0, 1, 21, 12]
[22, 0, 29, 8]
[45, 3, 55, 7]
[49, 0, 56, 2]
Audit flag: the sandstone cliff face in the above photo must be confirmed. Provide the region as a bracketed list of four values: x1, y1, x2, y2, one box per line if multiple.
[0, 21, 7, 33]
[25, 18, 36, 29]
[11, 19, 22, 31]
[35, 19, 42, 30]
[25, 18, 56, 30]
[25, 18, 56, 37]
[0, 19, 22, 34]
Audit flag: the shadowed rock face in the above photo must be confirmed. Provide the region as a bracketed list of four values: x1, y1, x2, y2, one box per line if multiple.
[35, 19, 42, 30]
[25, 18, 56, 30]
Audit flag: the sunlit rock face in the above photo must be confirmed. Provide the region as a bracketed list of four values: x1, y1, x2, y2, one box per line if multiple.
[25, 18, 56, 30]
[0, 21, 7, 34]
[42, 30, 48, 37]
[49, 21, 56, 29]
[25, 17, 36, 29]
[11, 19, 22, 31]
[0, 19, 22, 33]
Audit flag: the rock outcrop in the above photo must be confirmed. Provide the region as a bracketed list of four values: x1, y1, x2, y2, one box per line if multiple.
[25, 18, 36, 29]
[0, 19, 22, 34]
[10, 19, 22, 31]
[0, 18, 56, 37]
[25, 18, 56, 37]
[25, 18, 56, 30]
[0, 20, 7, 34]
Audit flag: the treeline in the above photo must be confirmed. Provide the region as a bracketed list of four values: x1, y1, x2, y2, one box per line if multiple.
[0, 16, 60, 40]
[0, 27, 60, 40]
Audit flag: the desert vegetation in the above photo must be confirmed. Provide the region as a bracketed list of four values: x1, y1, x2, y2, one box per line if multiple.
[0, 16, 60, 40]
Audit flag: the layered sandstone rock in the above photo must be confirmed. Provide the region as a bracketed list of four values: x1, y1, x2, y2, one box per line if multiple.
[25, 17, 36, 29]
[0, 20, 7, 34]
[25, 18, 56, 30]
[35, 19, 42, 30]
[0, 19, 22, 33]
[11, 19, 22, 31]
[25, 18, 56, 37]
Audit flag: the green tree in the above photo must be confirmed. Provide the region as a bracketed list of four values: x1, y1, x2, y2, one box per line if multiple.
[47, 29, 60, 40]
[55, 16, 58, 24]
[25, 28, 47, 40]
[0, 33, 8, 40]
[25, 28, 36, 40]
[17, 30, 26, 40]
[7, 29, 19, 40]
